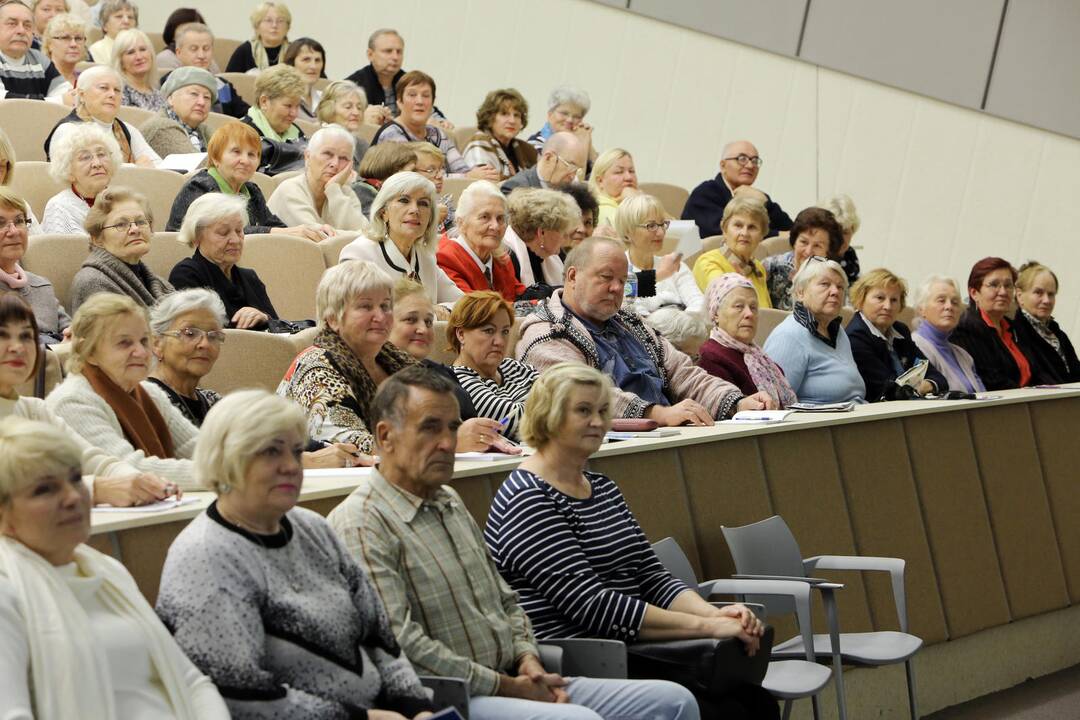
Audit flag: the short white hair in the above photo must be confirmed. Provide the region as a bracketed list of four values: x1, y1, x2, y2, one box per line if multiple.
[0, 417, 83, 504]
[316, 259, 395, 329]
[792, 257, 848, 298]
[547, 85, 591, 114]
[820, 193, 860, 235]
[48, 124, 122, 184]
[149, 288, 227, 335]
[177, 192, 249, 248]
[456, 179, 505, 222]
[644, 308, 708, 348]
[76, 64, 124, 92]
[308, 124, 356, 156]
[912, 275, 962, 311]
[109, 28, 158, 88]
[366, 171, 438, 250]
[195, 390, 307, 495]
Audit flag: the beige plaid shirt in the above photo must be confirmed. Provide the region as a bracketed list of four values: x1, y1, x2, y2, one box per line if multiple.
[327, 470, 539, 696]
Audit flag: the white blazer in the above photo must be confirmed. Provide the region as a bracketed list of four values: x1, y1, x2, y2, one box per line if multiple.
[339, 235, 464, 306]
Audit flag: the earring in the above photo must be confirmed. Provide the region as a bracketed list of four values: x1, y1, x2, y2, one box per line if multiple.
[219, 483, 231, 494]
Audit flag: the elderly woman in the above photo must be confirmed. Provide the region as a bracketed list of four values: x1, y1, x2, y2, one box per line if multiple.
[140, 66, 215, 156]
[30, 0, 67, 46]
[846, 269, 946, 401]
[167, 120, 328, 241]
[0, 418, 229, 720]
[1012, 262, 1080, 384]
[0, 190, 69, 341]
[564, 181, 599, 249]
[42, 12, 87, 103]
[111, 28, 164, 111]
[169, 193, 279, 330]
[763, 257, 866, 404]
[267, 125, 368, 231]
[951, 257, 1035, 390]
[504, 187, 578, 289]
[526, 85, 598, 169]
[762, 206, 844, 311]
[449, 291, 537, 442]
[644, 307, 709, 362]
[282, 36, 325, 121]
[698, 273, 797, 406]
[437, 181, 523, 301]
[225, 1, 291, 74]
[278, 260, 415, 453]
[911, 276, 985, 394]
[46, 293, 203, 485]
[821, 193, 860, 284]
[462, 88, 538, 181]
[315, 79, 377, 168]
[241, 63, 309, 176]
[156, 390, 439, 718]
[485, 362, 774, 717]
[409, 142, 455, 232]
[41, 124, 120, 236]
[69, 187, 172, 312]
[87, 0, 136, 64]
[617, 193, 704, 316]
[372, 70, 496, 180]
[350, 142, 417, 216]
[339, 171, 463, 313]
[43, 65, 162, 167]
[590, 148, 639, 228]
[692, 195, 771, 307]
[156, 7, 219, 74]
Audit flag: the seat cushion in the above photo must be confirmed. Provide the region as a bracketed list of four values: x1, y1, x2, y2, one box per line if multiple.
[773, 631, 922, 665]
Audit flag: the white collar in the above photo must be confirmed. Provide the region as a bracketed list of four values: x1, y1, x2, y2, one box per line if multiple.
[453, 234, 493, 274]
[861, 312, 902, 344]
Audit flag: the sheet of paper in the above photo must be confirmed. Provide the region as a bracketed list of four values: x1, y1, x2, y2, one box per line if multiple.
[303, 466, 374, 478]
[160, 152, 207, 173]
[605, 428, 681, 439]
[455, 452, 520, 461]
[727, 409, 793, 423]
[895, 360, 928, 388]
[93, 497, 200, 513]
[666, 219, 702, 259]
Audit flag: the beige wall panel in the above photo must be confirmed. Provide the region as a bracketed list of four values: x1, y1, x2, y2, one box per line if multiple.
[967, 405, 1069, 619]
[116, 521, 188, 605]
[830, 420, 948, 644]
[902, 413, 1009, 638]
[451, 473, 499, 529]
[1027, 398, 1080, 603]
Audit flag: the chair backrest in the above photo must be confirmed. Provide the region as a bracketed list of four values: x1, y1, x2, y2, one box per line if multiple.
[355, 123, 381, 145]
[652, 537, 702, 592]
[639, 182, 690, 218]
[15, 343, 65, 398]
[755, 307, 791, 346]
[146, 31, 165, 53]
[213, 39, 244, 76]
[241, 234, 325, 320]
[427, 319, 520, 366]
[86, 26, 102, 45]
[116, 105, 157, 129]
[452, 125, 477, 152]
[755, 234, 790, 260]
[685, 234, 725, 270]
[288, 325, 318, 353]
[202, 111, 234, 138]
[839, 305, 855, 327]
[898, 305, 916, 327]
[442, 176, 475, 205]
[722, 515, 808, 618]
[0, 100, 71, 162]
[295, 118, 320, 138]
[200, 328, 298, 394]
[246, 171, 277, 199]
[319, 231, 360, 268]
[20, 234, 89, 309]
[143, 232, 193, 280]
[111, 165, 187, 231]
[218, 72, 257, 107]
[13, 161, 66, 220]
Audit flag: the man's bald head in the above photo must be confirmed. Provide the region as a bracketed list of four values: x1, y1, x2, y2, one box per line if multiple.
[719, 139, 761, 190]
[563, 236, 629, 323]
[539, 132, 586, 187]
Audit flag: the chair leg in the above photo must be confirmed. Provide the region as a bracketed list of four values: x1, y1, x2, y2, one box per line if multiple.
[782, 699, 792, 720]
[811, 694, 821, 720]
[823, 598, 848, 720]
[906, 658, 920, 719]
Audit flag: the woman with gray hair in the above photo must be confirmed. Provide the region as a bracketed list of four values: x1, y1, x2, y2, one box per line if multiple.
[40, 124, 121, 235]
[339, 171, 463, 315]
[0, 417, 229, 720]
[911, 275, 985, 393]
[763, 257, 865, 404]
[503, 186, 579, 289]
[87, 0, 136, 64]
[645, 307, 709, 362]
[43, 64, 162, 167]
[111, 28, 164, 111]
[267, 125, 367, 231]
[169, 192, 278, 330]
[526, 85, 598, 169]
[314, 79, 377, 168]
[436, 180, 524, 301]
[278, 260, 415, 454]
[156, 390, 439, 719]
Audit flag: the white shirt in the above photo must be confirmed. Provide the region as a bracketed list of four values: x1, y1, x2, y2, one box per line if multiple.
[453, 233, 494, 277]
[626, 252, 705, 316]
[339, 235, 464, 307]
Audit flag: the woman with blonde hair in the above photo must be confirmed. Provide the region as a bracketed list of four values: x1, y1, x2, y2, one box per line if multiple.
[42, 12, 88, 104]
[1011, 261, 1080, 383]
[111, 28, 163, 111]
[590, 147, 639, 227]
[240, 63, 309, 175]
[462, 88, 537, 180]
[692, 195, 771, 308]
[226, 1, 291, 74]
[315, 79, 378, 168]
[820, 193, 861, 283]
[437, 181, 523, 301]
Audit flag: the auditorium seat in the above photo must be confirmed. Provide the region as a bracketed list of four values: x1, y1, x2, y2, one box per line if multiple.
[201, 111, 234, 137]
[289, 325, 318, 352]
[86, 26, 102, 45]
[15, 342, 65, 399]
[755, 235, 790, 260]
[200, 328, 298, 394]
[639, 182, 690, 218]
[295, 118, 320, 138]
[20, 234, 88, 309]
[442, 177, 475, 205]
[355, 124, 380, 145]
[217, 73, 257, 107]
[685, 233, 725, 269]
[755, 307, 791, 345]
[111, 166, 187, 231]
[146, 31, 165, 54]
[143, 232, 193, 280]
[452, 125, 477, 153]
[898, 306, 915, 327]
[116, 105, 157, 129]
[246, 171, 278, 199]
[319, 231, 360, 268]
[212, 39, 244, 76]
[0, 101, 71, 162]
[241, 233, 325, 320]
[13, 161, 65, 219]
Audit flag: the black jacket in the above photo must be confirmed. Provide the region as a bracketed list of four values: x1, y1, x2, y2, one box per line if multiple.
[345, 64, 404, 108]
[950, 304, 1035, 390]
[845, 313, 947, 401]
[1011, 310, 1080, 384]
[168, 248, 277, 328]
[165, 169, 286, 234]
[680, 173, 792, 239]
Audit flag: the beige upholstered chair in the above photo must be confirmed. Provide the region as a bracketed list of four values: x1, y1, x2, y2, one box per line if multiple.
[685, 234, 726, 270]
[20, 234, 89, 309]
[241, 233, 324, 319]
[319, 232, 360, 268]
[200, 329, 298, 394]
[12, 161, 65, 219]
[0, 100, 72, 162]
[145, 31, 165, 53]
[639, 182, 690, 218]
[355, 123, 380, 145]
[201, 111, 235, 138]
[116, 105, 156, 129]
[217, 72, 257, 107]
[754, 307, 792, 346]
[295, 118, 320, 138]
[246, 171, 277, 199]
[755, 235, 790, 260]
[143, 232, 193, 280]
[442, 177, 475, 205]
[111, 166, 187, 231]
[15, 342, 66, 398]
[452, 125, 477, 152]
[212, 39, 244, 76]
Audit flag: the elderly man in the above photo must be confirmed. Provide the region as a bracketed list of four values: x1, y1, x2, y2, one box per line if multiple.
[162, 22, 248, 118]
[140, 66, 215, 157]
[518, 237, 774, 424]
[682, 139, 793, 239]
[345, 28, 445, 127]
[327, 366, 700, 720]
[501, 131, 587, 196]
[0, 0, 55, 99]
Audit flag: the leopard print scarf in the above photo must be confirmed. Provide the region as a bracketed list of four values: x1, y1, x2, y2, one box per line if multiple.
[314, 327, 416, 426]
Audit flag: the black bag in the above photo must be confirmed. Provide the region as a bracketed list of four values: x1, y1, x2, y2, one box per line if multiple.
[626, 626, 774, 698]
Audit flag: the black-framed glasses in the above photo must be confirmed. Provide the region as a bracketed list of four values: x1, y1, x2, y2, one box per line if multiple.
[160, 327, 226, 345]
[723, 154, 764, 168]
[637, 220, 671, 233]
[102, 219, 150, 232]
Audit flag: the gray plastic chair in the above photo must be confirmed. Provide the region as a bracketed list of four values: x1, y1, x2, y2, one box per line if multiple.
[721, 516, 923, 720]
[653, 537, 833, 720]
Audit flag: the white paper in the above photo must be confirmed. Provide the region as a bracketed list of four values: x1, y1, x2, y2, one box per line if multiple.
[93, 497, 200, 513]
[727, 410, 793, 423]
[455, 452, 519, 461]
[160, 152, 207, 173]
[895, 360, 928, 388]
[605, 428, 681, 439]
[303, 466, 374, 478]
[666, 220, 702, 259]
[788, 401, 856, 412]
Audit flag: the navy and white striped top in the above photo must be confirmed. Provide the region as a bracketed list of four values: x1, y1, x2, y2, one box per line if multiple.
[484, 469, 690, 642]
[452, 358, 538, 442]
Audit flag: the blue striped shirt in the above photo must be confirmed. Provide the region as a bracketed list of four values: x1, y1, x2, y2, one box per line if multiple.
[485, 469, 689, 642]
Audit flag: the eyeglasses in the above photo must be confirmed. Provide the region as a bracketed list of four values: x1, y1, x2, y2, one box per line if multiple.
[51, 34, 87, 43]
[554, 154, 580, 172]
[0, 217, 27, 230]
[260, 16, 288, 26]
[552, 107, 585, 123]
[722, 154, 764, 168]
[983, 280, 1015, 292]
[160, 327, 226, 345]
[637, 220, 671, 233]
[415, 166, 445, 179]
[102, 219, 150, 232]
[75, 150, 110, 165]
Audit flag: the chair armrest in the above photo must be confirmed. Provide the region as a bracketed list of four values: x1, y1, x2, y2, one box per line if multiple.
[537, 643, 563, 675]
[702, 578, 819, 662]
[732, 573, 843, 588]
[540, 638, 627, 679]
[804, 555, 910, 632]
[418, 676, 469, 718]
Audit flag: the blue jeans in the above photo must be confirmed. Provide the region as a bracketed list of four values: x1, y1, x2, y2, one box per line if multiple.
[468, 676, 700, 720]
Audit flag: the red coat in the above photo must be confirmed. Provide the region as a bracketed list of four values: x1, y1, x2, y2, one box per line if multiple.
[436, 236, 524, 302]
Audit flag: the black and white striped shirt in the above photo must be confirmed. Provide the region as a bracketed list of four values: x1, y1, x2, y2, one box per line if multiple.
[451, 358, 538, 441]
[485, 469, 689, 642]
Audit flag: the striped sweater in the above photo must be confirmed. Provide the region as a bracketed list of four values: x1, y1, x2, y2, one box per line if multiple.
[485, 469, 689, 642]
[0, 48, 54, 99]
[451, 358, 538, 442]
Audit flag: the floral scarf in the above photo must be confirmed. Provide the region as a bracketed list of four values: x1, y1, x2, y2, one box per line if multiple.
[1021, 309, 1067, 366]
[314, 327, 415, 426]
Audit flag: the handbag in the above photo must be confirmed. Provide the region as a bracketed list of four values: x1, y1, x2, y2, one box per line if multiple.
[626, 626, 774, 698]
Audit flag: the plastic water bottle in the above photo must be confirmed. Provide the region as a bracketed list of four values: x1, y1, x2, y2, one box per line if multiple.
[623, 271, 638, 307]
